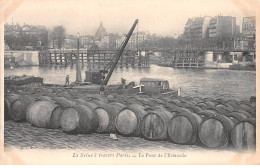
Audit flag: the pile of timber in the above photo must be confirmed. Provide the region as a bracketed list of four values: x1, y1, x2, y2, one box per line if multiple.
[4, 90, 256, 151]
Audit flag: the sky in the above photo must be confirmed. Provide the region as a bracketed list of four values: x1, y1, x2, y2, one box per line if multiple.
[4, 0, 257, 37]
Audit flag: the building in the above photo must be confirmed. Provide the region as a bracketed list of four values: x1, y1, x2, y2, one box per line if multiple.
[116, 31, 149, 49]
[95, 22, 107, 39]
[79, 35, 93, 48]
[94, 22, 109, 49]
[183, 19, 193, 40]
[49, 35, 77, 49]
[4, 22, 48, 50]
[208, 16, 239, 40]
[232, 16, 256, 50]
[183, 16, 212, 40]
[242, 16, 256, 37]
[242, 16, 256, 50]
[191, 16, 211, 39]
[100, 35, 110, 49]
[5, 22, 47, 36]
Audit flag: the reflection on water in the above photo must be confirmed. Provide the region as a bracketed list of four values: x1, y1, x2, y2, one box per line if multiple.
[4, 64, 256, 100]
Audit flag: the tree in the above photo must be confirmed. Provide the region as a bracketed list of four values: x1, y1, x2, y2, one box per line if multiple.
[52, 25, 66, 49]
[39, 30, 49, 49]
[109, 33, 120, 49]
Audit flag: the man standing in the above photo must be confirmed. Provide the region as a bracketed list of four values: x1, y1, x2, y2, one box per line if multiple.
[121, 78, 126, 89]
[100, 84, 105, 95]
[65, 75, 70, 85]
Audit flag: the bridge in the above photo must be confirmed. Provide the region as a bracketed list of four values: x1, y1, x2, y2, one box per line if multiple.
[38, 49, 150, 68]
[38, 48, 256, 69]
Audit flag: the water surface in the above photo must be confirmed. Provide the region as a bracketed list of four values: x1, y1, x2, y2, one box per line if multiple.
[5, 65, 256, 100]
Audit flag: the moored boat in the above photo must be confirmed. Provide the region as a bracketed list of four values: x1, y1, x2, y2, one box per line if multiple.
[229, 62, 255, 71]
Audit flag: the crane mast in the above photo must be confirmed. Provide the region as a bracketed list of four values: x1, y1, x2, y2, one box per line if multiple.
[102, 19, 139, 85]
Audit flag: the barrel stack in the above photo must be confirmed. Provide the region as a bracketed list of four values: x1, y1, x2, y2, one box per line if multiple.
[4, 88, 256, 151]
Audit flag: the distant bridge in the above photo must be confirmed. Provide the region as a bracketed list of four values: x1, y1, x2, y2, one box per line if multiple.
[38, 48, 256, 69]
[38, 49, 150, 68]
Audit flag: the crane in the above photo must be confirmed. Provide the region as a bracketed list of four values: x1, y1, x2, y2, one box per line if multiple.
[84, 19, 139, 85]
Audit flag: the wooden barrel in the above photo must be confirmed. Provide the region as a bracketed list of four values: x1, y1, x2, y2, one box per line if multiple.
[88, 95, 109, 103]
[9, 95, 36, 122]
[226, 112, 248, 124]
[141, 108, 173, 140]
[52, 97, 76, 108]
[108, 102, 126, 109]
[183, 96, 193, 101]
[4, 99, 11, 121]
[94, 103, 125, 133]
[106, 94, 114, 101]
[250, 101, 256, 109]
[38, 95, 54, 102]
[185, 105, 202, 114]
[225, 99, 239, 109]
[115, 104, 147, 136]
[57, 91, 73, 100]
[203, 101, 215, 107]
[239, 100, 252, 107]
[91, 100, 107, 106]
[168, 112, 202, 144]
[125, 96, 143, 106]
[159, 97, 172, 103]
[204, 97, 214, 102]
[252, 107, 256, 115]
[236, 104, 254, 115]
[233, 110, 253, 118]
[231, 119, 256, 151]
[206, 107, 230, 116]
[215, 103, 234, 112]
[177, 97, 187, 103]
[5, 94, 20, 104]
[110, 98, 126, 105]
[60, 105, 99, 134]
[213, 98, 226, 105]
[146, 98, 162, 106]
[199, 115, 234, 148]
[171, 99, 182, 105]
[192, 97, 204, 104]
[152, 98, 167, 105]
[27, 100, 63, 129]
[164, 103, 191, 114]
[139, 98, 154, 107]
[196, 102, 208, 110]
[74, 98, 98, 110]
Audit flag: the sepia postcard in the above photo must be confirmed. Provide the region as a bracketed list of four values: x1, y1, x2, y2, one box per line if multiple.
[0, 0, 259, 165]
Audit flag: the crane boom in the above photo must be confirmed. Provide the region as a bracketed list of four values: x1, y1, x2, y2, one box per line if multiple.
[103, 19, 139, 85]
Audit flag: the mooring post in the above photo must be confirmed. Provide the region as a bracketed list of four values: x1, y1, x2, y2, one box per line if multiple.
[103, 53, 106, 67]
[49, 53, 51, 66]
[59, 51, 62, 65]
[54, 51, 57, 64]
[76, 35, 82, 82]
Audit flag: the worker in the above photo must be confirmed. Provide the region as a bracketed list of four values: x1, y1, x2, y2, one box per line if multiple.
[100, 84, 105, 95]
[65, 75, 70, 85]
[100, 72, 106, 81]
[121, 78, 126, 90]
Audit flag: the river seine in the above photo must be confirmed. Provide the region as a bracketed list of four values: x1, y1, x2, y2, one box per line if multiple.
[4, 64, 256, 100]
